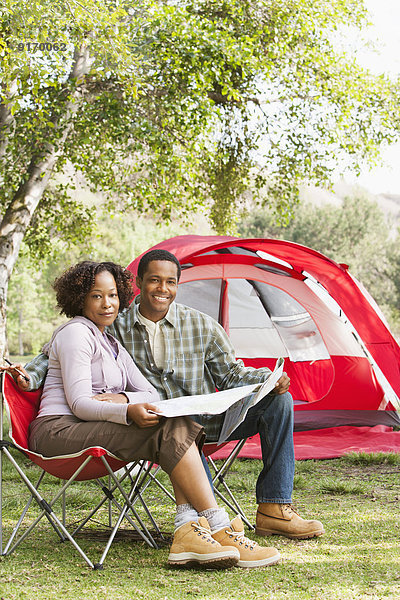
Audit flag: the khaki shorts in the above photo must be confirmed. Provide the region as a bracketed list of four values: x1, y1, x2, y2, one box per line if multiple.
[29, 414, 204, 475]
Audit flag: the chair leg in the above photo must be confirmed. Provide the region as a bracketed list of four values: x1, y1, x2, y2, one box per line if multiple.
[207, 440, 255, 530]
[100, 458, 159, 546]
[2, 452, 70, 553]
[1, 442, 166, 568]
[1, 447, 96, 568]
[137, 465, 175, 503]
[129, 462, 166, 540]
[70, 462, 154, 539]
[2, 470, 48, 554]
[91, 458, 160, 567]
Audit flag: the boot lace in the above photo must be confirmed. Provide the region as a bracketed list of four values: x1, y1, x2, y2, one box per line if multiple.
[192, 522, 217, 545]
[226, 529, 258, 551]
[282, 504, 299, 517]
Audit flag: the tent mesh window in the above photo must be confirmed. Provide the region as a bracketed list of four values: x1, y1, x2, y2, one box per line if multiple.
[228, 279, 329, 361]
[177, 278, 222, 322]
[177, 277, 329, 362]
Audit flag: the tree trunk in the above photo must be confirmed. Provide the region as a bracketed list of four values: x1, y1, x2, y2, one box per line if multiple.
[0, 45, 94, 358]
[0, 80, 17, 170]
[17, 304, 23, 356]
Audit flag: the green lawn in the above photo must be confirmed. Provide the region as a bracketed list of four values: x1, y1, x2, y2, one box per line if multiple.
[1, 450, 399, 600]
[8, 355, 35, 366]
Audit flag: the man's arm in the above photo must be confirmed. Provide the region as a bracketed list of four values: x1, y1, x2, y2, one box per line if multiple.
[24, 353, 49, 390]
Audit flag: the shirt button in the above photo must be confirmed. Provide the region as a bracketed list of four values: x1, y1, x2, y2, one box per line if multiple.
[163, 376, 167, 380]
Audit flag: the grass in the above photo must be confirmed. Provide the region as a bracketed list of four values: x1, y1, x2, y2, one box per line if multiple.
[341, 451, 400, 466]
[8, 355, 35, 366]
[0, 448, 399, 600]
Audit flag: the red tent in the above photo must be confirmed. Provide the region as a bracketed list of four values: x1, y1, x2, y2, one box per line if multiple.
[127, 235, 400, 459]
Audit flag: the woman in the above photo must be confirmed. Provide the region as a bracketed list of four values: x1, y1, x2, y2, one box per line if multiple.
[3, 261, 280, 569]
[4, 261, 239, 567]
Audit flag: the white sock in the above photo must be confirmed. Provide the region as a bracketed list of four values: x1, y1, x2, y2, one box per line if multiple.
[198, 507, 231, 532]
[174, 503, 199, 530]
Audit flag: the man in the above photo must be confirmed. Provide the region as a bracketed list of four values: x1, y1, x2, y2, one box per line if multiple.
[14, 249, 324, 561]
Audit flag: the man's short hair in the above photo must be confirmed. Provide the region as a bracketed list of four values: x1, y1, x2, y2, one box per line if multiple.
[137, 249, 182, 281]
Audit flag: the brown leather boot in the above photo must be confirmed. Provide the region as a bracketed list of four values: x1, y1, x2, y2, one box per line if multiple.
[256, 504, 325, 539]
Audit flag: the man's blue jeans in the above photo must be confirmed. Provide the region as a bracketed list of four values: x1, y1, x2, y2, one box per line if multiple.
[226, 391, 294, 504]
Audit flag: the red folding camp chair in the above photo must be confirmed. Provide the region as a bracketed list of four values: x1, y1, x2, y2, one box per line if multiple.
[0, 373, 168, 569]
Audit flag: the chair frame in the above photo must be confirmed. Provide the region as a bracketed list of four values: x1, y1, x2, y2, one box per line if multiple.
[0, 373, 169, 569]
[204, 440, 255, 530]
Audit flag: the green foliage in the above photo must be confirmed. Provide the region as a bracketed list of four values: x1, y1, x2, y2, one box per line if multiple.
[237, 195, 400, 327]
[6, 248, 68, 355]
[24, 187, 96, 261]
[1, 0, 400, 245]
[317, 476, 367, 495]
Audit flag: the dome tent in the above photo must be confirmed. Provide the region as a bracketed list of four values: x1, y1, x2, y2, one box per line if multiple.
[127, 235, 400, 458]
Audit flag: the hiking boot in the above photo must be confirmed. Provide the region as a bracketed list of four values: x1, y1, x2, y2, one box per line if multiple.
[168, 517, 240, 568]
[256, 503, 325, 539]
[212, 516, 281, 568]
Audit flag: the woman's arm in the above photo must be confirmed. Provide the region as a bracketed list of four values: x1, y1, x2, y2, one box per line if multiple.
[93, 344, 162, 426]
[93, 393, 161, 427]
[53, 324, 130, 425]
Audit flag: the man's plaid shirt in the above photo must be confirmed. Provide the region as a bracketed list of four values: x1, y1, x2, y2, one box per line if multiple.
[25, 301, 272, 441]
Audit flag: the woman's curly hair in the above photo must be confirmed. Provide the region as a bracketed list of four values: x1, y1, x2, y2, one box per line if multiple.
[53, 261, 134, 318]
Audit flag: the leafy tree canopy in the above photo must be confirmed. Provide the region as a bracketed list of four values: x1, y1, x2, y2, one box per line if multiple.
[1, 0, 400, 357]
[1, 0, 400, 247]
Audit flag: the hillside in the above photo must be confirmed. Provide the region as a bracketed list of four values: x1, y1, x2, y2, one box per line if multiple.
[300, 182, 400, 236]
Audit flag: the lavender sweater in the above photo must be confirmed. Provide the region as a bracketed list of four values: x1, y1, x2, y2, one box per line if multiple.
[37, 316, 159, 425]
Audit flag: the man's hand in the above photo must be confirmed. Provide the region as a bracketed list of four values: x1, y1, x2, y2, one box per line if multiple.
[127, 403, 161, 428]
[274, 372, 290, 395]
[0, 362, 30, 391]
[93, 393, 128, 404]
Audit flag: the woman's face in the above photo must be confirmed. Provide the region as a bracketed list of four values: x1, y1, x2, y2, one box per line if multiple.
[83, 270, 120, 332]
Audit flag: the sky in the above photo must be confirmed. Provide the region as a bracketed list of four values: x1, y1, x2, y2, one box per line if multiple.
[345, 0, 400, 195]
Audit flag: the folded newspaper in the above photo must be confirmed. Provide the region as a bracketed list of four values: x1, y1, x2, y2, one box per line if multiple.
[151, 357, 284, 444]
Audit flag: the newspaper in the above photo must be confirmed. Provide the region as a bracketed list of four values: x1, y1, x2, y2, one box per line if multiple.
[151, 357, 285, 444]
[217, 357, 284, 443]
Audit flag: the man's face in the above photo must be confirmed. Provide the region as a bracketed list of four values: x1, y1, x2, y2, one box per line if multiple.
[136, 260, 179, 322]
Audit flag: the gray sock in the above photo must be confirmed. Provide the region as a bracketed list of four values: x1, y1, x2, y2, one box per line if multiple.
[198, 507, 231, 532]
[174, 503, 199, 530]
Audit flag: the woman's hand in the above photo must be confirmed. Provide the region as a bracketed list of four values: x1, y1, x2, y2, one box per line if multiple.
[127, 403, 161, 428]
[92, 392, 128, 404]
[0, 362, 30, 391]
[92, 395, 161, 427]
